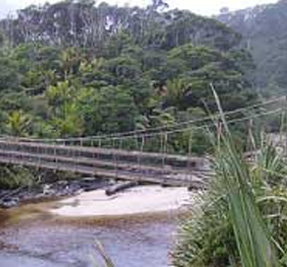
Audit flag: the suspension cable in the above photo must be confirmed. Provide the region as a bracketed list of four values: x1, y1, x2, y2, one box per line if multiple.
[97, 107, 284, 141]
[1, 97, 283, 143]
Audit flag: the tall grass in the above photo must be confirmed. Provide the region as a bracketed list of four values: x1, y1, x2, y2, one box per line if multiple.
[214, 89, 277, 267]
[173, 91, 287, 266]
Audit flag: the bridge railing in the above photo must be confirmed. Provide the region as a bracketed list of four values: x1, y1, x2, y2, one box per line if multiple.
[0, 98, 285, 186]
[0, 138, 213, 187]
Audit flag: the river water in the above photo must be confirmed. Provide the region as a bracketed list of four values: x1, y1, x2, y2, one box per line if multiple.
[0, 206, 182, 267]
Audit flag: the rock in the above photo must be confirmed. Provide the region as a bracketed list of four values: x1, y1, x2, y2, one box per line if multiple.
[0, 197, 19, 209]
[77, 178, 108, 192]
[43, 184, 51, 195]
[0, 176, 108, 208]
[83, 183, 102, 192]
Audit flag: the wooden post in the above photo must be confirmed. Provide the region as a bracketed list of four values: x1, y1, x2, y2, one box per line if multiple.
[112, 138, 118, 179]
[37, 143, 41, 170]
[134, 134, 141, 182]
[20, 142, 24, 167]
[73, 141, 77, 173]
[91, 139, 96, 160]
[162, 132, 167, 168]
[76, 140, 80, 173]
[187, 127, 192, 177]
[139, 136, 145, 181]
[161, 132, 168, 186]
[55, 142, 59, 170]
[98, 139, 101, 159]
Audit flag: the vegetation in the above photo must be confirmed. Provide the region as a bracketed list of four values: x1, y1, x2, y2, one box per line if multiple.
[0, 1, 286, 267]
[218, 0, 287, 92]
[0, 165, 34, 189]
[0, 1, 256, 144]
[0, 0, 259, 189]
[173, 95, 287, 266]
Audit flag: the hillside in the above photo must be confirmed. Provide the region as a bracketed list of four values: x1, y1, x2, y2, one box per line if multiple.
[218, 0, 287, 90]
[0, 1, 255, 141]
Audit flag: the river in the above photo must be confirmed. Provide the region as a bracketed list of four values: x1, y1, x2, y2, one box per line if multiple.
[0, 200, 183, 267]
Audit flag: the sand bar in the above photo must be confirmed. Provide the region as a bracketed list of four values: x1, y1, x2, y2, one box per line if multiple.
[50, 186, 191, 217]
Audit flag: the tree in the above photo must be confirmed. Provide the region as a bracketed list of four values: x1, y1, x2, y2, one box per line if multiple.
[0, 0, 257, 141]
[50, 102, 84, 137]
[149, 0, 169, 12]
[163, 79, 187, 109]
[96, 86, 138, 133]
[6, 110, 31, 136]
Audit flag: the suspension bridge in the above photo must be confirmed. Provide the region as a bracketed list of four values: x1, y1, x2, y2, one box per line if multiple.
[0, 97, 285, 188]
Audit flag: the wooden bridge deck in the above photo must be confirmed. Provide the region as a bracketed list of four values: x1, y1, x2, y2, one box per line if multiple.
[0, 140, 212, 188]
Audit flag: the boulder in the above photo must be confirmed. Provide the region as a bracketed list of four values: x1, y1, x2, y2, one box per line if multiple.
[0, 197, 19, 209]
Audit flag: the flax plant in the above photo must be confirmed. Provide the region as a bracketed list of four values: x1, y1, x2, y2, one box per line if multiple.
[173, 90, 287, 267]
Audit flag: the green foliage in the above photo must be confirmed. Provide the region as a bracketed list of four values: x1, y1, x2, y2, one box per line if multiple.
[0, 5, 255, 142]
[5, 110, 32, 136]
[0, 1, 257, 156]
[172, 94, 287, 267]
[0, 56, 21, 91]
[218, 0, 287, 90]
[0, 165, 34, 189]
[174, 136, 287, 266]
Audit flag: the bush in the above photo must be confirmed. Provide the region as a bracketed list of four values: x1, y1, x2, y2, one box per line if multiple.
[173, 96, 286, 266]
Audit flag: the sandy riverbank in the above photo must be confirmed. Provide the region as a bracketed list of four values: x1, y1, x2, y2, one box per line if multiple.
[50, 185, 192, 217]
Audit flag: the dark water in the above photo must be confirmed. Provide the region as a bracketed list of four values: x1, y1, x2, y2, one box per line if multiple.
[0, 209, 180, 267]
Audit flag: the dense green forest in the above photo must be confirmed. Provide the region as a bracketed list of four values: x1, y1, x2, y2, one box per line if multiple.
[218, 0, 287, 93]
[1, 2, 287, 267]
[0, 0, 256, 141]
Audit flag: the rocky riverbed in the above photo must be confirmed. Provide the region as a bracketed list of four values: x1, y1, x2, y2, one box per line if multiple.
[0, 177, 110, 209]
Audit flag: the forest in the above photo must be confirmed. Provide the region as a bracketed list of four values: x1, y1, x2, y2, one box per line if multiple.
[2, 1, 287, 267]
[0, 0, 257, 142]
[218, 0, 287, 93]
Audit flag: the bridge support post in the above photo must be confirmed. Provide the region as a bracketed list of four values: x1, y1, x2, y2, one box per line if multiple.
[187, 127, 193, 174]
[37, 143, 41, 170]
[54, 142, 58, 172]
[97, 139, 102, 159]
[112, 138, 118, 180]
